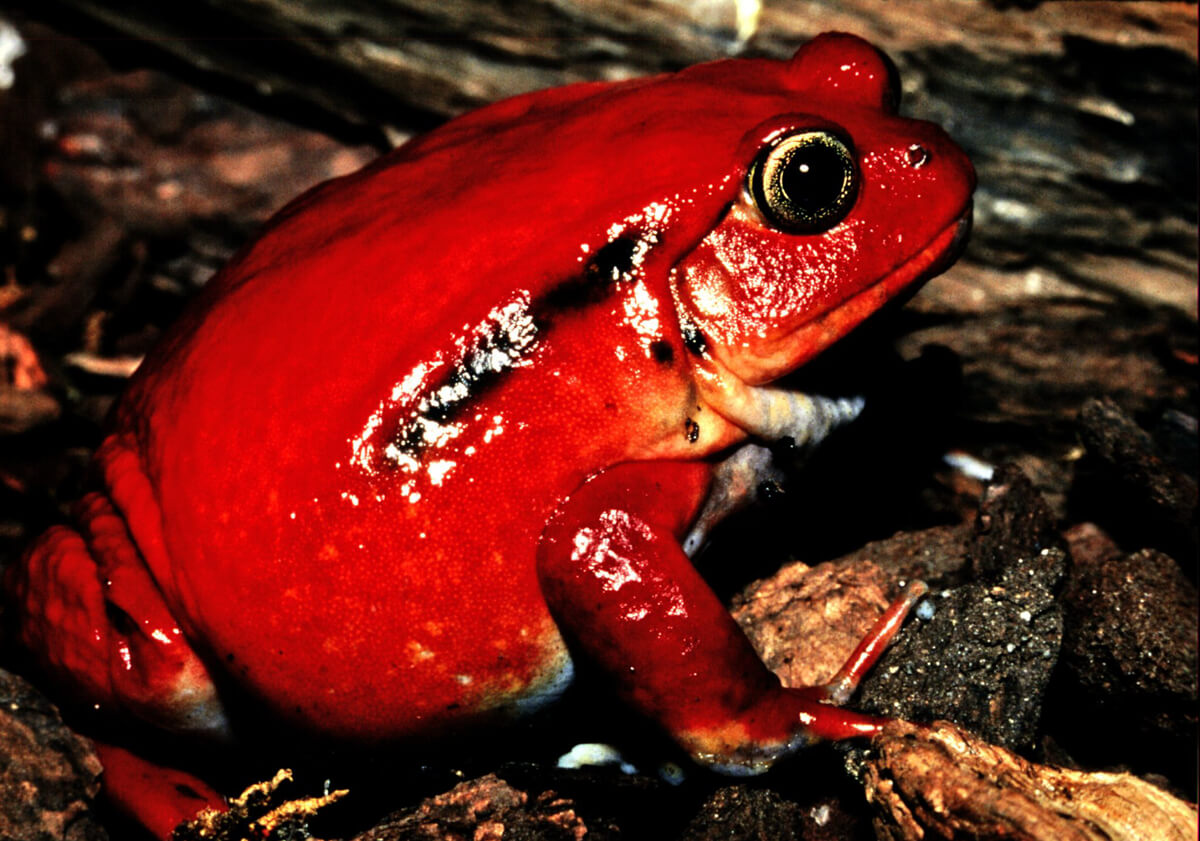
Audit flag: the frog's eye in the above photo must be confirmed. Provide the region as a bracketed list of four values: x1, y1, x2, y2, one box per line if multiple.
[748, 130, 858, 234]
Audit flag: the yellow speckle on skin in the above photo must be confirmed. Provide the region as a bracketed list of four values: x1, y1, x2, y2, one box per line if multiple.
[407, 640, 435, 663]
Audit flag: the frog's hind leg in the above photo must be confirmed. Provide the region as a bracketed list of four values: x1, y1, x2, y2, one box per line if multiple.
[7, 491, 231, 737]
[5, 492, 231, 836]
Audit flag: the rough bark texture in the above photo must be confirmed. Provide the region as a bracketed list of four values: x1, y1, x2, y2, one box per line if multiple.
[863, 720, 1199, 841]
[732, 559, 898, 691]
[1074, 397, 1198, 563]
[7, 0, 1195, 327]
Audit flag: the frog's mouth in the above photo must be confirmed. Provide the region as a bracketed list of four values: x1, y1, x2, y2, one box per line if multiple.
[687, 207, 973, 451]
[785, 206, 973, 366]
[914, 207, 973, 285]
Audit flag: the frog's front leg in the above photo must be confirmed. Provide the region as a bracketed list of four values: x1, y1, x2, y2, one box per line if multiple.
[537, 460, 923, 773]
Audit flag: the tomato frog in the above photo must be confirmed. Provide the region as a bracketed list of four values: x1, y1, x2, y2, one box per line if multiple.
[5, 32, 974, 837]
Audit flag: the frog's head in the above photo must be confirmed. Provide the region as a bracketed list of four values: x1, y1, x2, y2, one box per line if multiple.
[674, 33, 975, 386]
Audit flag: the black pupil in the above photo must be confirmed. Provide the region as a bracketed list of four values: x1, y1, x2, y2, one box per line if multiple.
[779, 143, 847, 213]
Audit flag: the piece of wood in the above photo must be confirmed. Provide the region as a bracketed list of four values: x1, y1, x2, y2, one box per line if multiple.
[864, 719, 1199, 841]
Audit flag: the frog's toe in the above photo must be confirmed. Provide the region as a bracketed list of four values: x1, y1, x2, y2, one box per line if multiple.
[94, 740, 226, 841]
[6, 495, 231, 739]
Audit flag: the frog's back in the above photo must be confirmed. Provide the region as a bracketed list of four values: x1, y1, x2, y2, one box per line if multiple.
[80, 55, 803, 736]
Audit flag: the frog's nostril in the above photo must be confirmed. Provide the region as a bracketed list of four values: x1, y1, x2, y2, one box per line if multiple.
[905, 144, 931, 169]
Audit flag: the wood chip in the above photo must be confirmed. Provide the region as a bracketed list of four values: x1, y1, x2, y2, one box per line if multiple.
[864, 720, 1199, 841]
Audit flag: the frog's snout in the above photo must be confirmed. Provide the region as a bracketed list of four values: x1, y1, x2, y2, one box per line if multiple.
[936, 206, 974, 275]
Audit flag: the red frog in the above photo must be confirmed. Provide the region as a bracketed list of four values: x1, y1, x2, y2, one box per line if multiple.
[6, 32, 973, 837]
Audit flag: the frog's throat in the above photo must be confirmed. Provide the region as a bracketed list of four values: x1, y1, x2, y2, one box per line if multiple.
[724, 385, 863, 446]
[690, 344, 864, 445]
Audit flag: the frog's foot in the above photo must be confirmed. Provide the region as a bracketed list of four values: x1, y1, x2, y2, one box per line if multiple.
[538, 461, 923, 774]
[5, 492, 231, 739]
[681, 577, 928, 773]
[683, 385, 864, 559]
[681, 392, 864, 557]
[682, 443, 782, 557]
[801, 578, 928, 707]
[93, 741, 226, 841]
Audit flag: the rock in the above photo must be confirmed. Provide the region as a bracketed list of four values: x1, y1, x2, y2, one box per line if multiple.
[353, 773, 610, 841]
[736, 465, 1066, 752]
[1053, 526, 1198, 786]
[968, 463, 1063, 579]
[677, 786, 806, 841]
[733, 559, 899, 691]
[858, 549, 1064, 752]
[0, 667, 107, 841]
[857, 465, 1065, 752]
[1074, 397, 1198, 562]
[1062, 539, 1197, 713]
[829, 523, 972, 587]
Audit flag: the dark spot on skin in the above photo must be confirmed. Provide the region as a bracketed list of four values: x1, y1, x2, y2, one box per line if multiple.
[543, 234, 641, 310]
[587, 236, 639, 281]
[175, 784, 205, 799]
[375, 302, 543, 468]
[685, 418, 700, 443]
[369, 233, 651, 471]
[542, 279, 596, 310]
[226, 652, 235, 662]
[419, 318, 536, 427]
[651, 340, 674, 364]
[679, 314, 707, 356]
